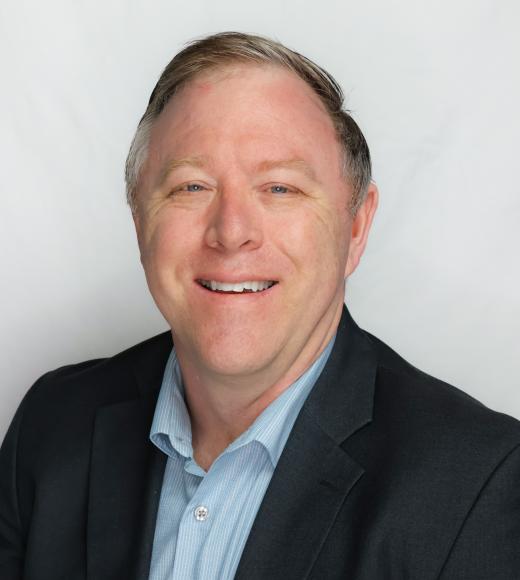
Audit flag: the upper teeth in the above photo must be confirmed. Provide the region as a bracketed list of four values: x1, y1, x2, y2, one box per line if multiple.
[199, 280, 275, 292]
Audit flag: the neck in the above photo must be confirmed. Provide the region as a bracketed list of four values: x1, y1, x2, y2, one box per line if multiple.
[174, 304, 342, 471]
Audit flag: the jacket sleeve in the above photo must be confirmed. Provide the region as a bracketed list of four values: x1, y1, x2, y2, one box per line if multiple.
[0, 398, 26, 580]
[439, 443, 520, 579]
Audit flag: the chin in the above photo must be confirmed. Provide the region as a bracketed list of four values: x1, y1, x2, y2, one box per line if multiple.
[196, 331, 279, 378]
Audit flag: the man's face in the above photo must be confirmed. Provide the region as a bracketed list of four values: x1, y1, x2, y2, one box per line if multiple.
[133, 64, 375, 383]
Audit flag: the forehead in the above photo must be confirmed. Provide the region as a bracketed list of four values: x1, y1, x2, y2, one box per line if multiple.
[146, 63, 344, 181]
[180, 62, 329, 113]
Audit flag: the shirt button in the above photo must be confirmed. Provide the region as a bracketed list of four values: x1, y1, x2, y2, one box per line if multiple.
[194, 505, 209, 521]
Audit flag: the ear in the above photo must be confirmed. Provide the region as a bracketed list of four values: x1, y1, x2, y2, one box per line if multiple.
[344, 181, 379, 278]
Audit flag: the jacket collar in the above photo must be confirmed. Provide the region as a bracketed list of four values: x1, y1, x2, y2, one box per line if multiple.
[305, 305, 377, 443]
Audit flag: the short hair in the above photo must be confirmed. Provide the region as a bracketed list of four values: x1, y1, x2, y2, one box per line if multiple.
[125, 31, 371, 215]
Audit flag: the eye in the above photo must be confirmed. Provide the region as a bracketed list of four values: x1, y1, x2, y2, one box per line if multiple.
[263, 183, 301, 198]
[185, 183, 205, 192]
[169, 182, 207, 196]
[269, 184, 291, 194]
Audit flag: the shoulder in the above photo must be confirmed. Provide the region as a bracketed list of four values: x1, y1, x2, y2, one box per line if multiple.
[10, 331, 172, 450]
[24, 331, 171, 404]
[357, 329, 520, 478]
[337, 329, 520, 576]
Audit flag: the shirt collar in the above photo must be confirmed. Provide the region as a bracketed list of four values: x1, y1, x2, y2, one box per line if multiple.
[150, 335, 336, 468]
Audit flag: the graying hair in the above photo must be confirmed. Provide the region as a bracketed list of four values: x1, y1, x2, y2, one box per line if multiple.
[125, 32, 371, 215]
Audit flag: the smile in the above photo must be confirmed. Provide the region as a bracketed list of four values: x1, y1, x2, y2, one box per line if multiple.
[197, 279, 277, 293]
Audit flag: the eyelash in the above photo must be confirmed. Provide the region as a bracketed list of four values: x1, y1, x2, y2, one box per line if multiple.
[168, 182, 298, 196]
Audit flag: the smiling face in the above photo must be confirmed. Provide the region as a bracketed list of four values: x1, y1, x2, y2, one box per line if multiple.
[133, 64, 377, 386]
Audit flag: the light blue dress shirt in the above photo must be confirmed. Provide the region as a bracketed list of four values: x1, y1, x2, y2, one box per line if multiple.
[148, 336, 335, 580]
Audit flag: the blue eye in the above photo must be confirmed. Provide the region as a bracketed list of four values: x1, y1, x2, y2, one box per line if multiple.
[168, 183, 207, 197]
[186, 183, 204, 192]
[270, 185, 289, 194]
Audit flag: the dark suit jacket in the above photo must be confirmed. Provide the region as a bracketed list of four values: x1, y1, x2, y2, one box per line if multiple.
[1, 307, 520, 579]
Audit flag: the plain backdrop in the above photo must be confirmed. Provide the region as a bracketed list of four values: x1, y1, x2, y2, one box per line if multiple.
[1, 0, 519, 440]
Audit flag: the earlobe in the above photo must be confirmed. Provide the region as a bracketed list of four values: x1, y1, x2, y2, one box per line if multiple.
[344, 182, 379, 278]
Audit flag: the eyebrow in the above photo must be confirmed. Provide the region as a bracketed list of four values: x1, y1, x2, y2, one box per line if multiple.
[156, 155, 318, 188]
[156, 156, 208, 189]
[255, 158, 318, 182]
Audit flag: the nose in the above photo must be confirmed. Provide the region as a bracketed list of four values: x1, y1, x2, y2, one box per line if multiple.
[204, 188, 263, 252]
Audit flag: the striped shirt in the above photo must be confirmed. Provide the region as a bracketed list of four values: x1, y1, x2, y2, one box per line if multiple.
[148, 337, 335, 580]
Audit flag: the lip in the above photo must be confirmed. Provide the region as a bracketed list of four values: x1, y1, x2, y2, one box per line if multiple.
[193, 278, 279, 298]
[194, 275, 279, 285]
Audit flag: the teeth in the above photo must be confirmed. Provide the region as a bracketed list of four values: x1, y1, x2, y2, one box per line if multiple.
[199, 280, 275, 293]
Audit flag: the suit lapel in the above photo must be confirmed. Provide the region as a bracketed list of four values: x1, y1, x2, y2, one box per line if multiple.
[235, 307, 378, 580]
[86, 333, 171, 580]
[86, 395, 166, 580]
[134, 439, 168, 580]
[234, 412, 364, 580]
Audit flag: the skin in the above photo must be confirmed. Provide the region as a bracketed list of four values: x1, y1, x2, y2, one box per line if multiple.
[133, 64, 378, 470]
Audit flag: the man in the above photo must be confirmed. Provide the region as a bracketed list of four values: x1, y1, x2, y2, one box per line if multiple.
[0, 31, 519, 580]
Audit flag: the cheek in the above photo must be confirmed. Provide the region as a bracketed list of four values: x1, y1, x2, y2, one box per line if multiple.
[320, 201, 352, 262]
[140, 212, 197, 274]
[277, 206, 350, 274]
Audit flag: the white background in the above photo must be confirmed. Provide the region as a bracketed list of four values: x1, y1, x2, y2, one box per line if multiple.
[1, 0, 519, 440]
